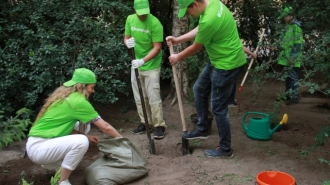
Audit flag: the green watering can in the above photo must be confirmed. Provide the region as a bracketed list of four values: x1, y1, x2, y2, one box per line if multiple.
[242, 112, 288, 141]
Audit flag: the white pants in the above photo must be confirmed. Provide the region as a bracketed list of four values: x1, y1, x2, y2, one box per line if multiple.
[26, 134, 89, 170]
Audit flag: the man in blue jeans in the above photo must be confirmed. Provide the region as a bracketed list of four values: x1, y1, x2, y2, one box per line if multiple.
[166, 0, 246, 157]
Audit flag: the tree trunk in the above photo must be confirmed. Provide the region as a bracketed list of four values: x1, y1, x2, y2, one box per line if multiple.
[167, 0, 190, 108]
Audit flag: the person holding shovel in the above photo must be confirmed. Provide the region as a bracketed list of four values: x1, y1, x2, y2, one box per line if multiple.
[124, 0, 167, 139]
[26, 68, 123, 185]
[166, 0, 246, 157]
[276, 6, 303, 105]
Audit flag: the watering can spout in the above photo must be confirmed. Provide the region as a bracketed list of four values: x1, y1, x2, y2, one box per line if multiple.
[270, 114, 289, 135]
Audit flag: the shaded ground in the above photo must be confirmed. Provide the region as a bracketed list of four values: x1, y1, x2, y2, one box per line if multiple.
[1, 78, 330, 185]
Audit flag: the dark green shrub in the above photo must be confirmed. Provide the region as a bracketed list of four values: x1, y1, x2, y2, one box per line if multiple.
[0, 0, 134, 115]
[0, 108, 32, 149]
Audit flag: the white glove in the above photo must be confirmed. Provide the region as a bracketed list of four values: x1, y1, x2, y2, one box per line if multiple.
[126, 37, 135, 48]
[132, 59, 144, 69]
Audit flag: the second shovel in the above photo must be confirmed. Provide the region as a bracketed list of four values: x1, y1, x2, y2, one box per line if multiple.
[169, 44, 190, 156]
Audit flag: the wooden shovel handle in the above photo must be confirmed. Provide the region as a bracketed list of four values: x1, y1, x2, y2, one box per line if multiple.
[169, 44, 187, 131]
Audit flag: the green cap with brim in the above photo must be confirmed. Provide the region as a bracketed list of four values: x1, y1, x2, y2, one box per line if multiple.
[178, 0, 194, 18]
[278, 6, 293, 20]
[63, 68, 96, 87]
[134, 0, 150, 15]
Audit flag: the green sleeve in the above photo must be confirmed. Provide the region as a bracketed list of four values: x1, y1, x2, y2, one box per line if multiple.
[124, 15, 132, 36]
[195, 21, 214, 45]
[74, 98, 99, 124]
[151, 19, 163, 42]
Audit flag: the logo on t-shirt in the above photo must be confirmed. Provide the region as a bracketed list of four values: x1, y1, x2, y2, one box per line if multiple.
[131, 26, 150, 33]
[217, 2, 223, 17]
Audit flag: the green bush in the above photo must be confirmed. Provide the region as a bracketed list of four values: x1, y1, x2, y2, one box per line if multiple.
[0, 108, 32, 149]
[0, 0, 134, 116]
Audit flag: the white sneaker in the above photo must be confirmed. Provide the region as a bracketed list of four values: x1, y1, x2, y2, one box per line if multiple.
[41, 165, 56, 171]
[41, 164, 60, 171]
[59, 180, 71, 185]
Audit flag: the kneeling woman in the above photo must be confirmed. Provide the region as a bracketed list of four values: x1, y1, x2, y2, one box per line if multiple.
[26, 68, 122, 185]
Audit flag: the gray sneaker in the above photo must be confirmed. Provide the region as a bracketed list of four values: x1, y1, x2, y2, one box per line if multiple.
[204, 146, 234, 158]
[182, 128, 209, 140]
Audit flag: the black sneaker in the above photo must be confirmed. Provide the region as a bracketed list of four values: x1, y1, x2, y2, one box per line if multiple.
[132, 124, 146, 134]
[204, 146, 234, 158]
[153, 126, 165, 139]
[182, 128, 209, 140]
[286, 98, 299, 105]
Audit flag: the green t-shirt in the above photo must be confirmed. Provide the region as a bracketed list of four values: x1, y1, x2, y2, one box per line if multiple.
[278, 22, 303, 67]
[29, 92, 99, 138]
[124, 14, 163, 71]
[195, 0, 246, 70]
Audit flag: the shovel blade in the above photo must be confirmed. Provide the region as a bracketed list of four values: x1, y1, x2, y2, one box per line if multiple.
[182, 137, 190, 156]
[149, 139, 156, 155]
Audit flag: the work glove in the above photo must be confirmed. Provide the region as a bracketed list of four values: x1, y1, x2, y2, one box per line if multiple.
[126, 37, 135, 48]
[132, 59, 144, 69]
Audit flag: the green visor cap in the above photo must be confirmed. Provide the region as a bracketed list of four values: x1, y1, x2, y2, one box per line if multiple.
[63, 68, 96, 87]
[134, 0, 150, 15]
[177, 0, 194, 18]
[278, 6, 293, 20]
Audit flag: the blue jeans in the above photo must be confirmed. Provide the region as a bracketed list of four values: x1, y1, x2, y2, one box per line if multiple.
[228, 83, 237, 104]
[285, 67, 299, 99]
[193, 62, 244, 151]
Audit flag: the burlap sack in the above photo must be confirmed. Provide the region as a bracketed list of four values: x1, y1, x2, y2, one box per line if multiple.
[84, 137, 148, 185]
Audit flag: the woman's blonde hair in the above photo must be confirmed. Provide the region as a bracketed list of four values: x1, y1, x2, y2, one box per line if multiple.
[34, 83, 89, 123]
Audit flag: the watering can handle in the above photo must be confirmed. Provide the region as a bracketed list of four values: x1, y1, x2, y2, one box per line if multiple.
[242, 112, 270, 126]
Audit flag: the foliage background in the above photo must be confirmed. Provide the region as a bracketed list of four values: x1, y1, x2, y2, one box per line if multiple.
[1, 0, 330, 118]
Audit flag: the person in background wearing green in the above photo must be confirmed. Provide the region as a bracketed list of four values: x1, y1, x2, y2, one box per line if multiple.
[124, 0, 167, 139]
[26, 68, 123, 185]
[277, 6, 303, 105]
[166, 0, 246, 157]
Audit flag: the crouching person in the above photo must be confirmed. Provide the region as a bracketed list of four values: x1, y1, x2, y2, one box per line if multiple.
[26, 68, 122, 185]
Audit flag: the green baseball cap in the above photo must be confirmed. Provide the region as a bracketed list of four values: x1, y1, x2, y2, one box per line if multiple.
[278, 6, 293, 20]
[134, 0, 150, 15]
[63, 68, 96, 87]
[177, 0, 194, 18]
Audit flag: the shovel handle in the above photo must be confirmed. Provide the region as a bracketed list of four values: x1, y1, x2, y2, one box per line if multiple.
[129, 48, 156, 155]
[169, 44, 187, 131]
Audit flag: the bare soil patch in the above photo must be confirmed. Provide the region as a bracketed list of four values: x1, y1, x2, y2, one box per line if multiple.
[1, 79, 330, 185]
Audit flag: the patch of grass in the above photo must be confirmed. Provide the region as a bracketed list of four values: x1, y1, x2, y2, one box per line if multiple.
[299, 150, 310, 155]
[176, 140, 182, 145]
[189, 139, 202, 147]
[323, 180, 330, 185]
[197, 155, 205, 160]
[319, 158, 330, 166]
[220, 173, 241, 185]
[267, 149, 277, 156]
[167, 125, 177, 130]
[21, 171, 33, 185]
[254, 143, 266, 149]
[244, 174, 254, 182]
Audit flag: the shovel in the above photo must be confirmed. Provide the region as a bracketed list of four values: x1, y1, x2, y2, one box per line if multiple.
[129, 48, 156, 155]
[169, 44, 190, 156]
